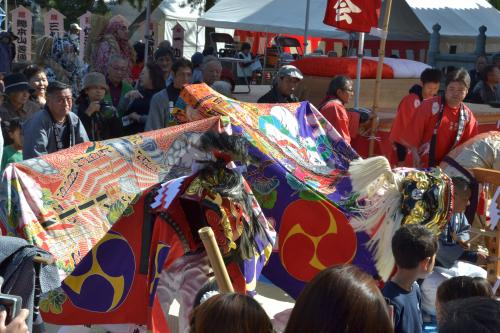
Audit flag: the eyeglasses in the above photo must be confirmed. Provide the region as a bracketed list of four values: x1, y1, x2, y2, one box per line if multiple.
[344, 88, 354, 93]
[55, 96, 72, 104]
[111, 65, 128, 73]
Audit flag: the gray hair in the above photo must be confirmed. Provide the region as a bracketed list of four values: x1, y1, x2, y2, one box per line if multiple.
[201, 55, 221, 71]
[107, 54, 128, 67]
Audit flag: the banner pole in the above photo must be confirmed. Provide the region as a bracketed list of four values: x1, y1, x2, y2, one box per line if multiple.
[303, 0, 311, 53]
[368, 0, 393, 156]
[354, 32, 365, 109]
[143, 0, 152, 62]
[198, 227, 234, 293]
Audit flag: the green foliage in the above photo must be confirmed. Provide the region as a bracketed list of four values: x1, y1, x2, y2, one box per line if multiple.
[114, 0, 215, 13]
[115, 0, 162, 12]
[490, 0, 500, 9]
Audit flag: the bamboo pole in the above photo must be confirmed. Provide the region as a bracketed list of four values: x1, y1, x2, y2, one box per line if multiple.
[368, 0, 393, 156]
[198, 227, 234, 293]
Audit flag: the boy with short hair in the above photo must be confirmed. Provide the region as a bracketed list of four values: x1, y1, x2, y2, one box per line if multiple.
[436, 177, 488, 267]
[383, 224, 438, 333]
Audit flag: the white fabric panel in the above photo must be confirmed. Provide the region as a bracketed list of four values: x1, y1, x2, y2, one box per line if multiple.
[363, 56, 431, 78]
[198, 0, 500, 40]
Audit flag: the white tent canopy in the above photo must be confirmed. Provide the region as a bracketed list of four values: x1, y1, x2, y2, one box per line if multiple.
[197, 0, 348, 39]
[151, 0, 205, 57]
[198, 0, 500, 40]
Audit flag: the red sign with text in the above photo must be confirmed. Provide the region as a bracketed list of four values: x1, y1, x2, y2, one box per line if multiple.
[323, 0, 381, 33]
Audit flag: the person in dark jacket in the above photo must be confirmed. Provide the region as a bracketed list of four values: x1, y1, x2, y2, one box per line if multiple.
[469, 64, 500, 104]
[257, 65, 303, 103]
[0, 31, 17, 73]
[77, 72, 120, 140]
[120, 62, 165, 135]
[23, 81, 88, 159]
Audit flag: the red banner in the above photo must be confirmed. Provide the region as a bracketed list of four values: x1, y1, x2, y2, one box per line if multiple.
[323, 0, 381, 33]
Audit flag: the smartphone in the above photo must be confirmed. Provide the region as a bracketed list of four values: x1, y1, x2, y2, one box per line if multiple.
[0, 293, 21, 325]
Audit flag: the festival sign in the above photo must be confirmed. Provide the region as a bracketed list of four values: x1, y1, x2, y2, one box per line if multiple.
[78, 11, 91, 61]
[44, 8, 65, 38]
[172, 22, 185, 58]
[323, 0, 381, 33]
[11, 6, 33, 62]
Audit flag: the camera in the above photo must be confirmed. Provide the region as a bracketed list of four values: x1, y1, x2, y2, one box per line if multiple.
[0, 277, 21, 325]
[99, 100, 115, 119]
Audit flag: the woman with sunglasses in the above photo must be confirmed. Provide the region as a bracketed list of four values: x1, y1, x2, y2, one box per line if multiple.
[318, 75, 356, 145]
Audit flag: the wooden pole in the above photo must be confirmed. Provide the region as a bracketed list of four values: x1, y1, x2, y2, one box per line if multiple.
[471, 168, 500, 285]
[368, 0, 393, 157]
[198, 227, 234, 293]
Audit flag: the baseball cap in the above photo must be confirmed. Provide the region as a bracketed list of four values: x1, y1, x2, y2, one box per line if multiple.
[278, 65, 303, 80]
[70, 23, 82, 31]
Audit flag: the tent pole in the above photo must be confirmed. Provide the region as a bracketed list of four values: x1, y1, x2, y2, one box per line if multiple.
[4, 0, 7, 31]
[303, 0, 311, 54]
[262, 30, 269, 85]
[354, 32, 365, 109]
[368, 0, 393, 157]
[195, 22, 199, 52]
[143, 0, 152, 63]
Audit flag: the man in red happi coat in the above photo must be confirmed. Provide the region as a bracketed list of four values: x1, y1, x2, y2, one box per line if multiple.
[398, 68, 478, 168]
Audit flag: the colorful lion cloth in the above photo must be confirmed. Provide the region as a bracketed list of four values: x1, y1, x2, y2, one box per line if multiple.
[0, 83, 454, 331]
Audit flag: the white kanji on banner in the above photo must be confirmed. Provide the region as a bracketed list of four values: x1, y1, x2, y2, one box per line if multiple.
[334, 0, 362, 24]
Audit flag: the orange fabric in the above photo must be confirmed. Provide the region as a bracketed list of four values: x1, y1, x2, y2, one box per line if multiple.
[402, 96, 478, 167]
[347, 111, 360, 139]
[291, 57, 394, 79]
[320, 99, 353, 144]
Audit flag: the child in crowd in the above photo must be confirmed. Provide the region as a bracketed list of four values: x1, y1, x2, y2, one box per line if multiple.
[420, 177, 490, 320]
[77, 72, 120, 141]
[435, 276, 493, 320]
[189, 293, 273, 333]
[438, 297, 500, 333]
[383, 224, 438, 333]
[284, 265, 393, 333]
[436, 177, 488, 268]
[1, 118, 23, 171]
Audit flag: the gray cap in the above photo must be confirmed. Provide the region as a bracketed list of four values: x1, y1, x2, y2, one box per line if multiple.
[278, 65, 303, 80]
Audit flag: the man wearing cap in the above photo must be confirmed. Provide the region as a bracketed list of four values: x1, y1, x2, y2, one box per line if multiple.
[0, 73, 40, 124]
[69, 23, 82, 52]
[77, 72, 121, 141]
[23, 81, 88, 160]
[258, 65, 303, 103]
